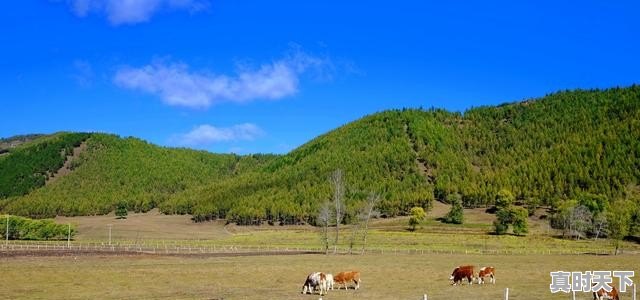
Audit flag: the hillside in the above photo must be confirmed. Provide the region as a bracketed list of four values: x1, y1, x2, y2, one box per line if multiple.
[0, 132, 90, 199]
[1, 86, 639, 224]
[1, 134, 276, 217]
[166, 86, 640, 225]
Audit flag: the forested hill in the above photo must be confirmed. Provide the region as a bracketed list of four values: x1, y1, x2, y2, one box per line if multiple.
[166, 86, 640, 224]
[2, 86, 639, 222]
[0, 133, 276, 217]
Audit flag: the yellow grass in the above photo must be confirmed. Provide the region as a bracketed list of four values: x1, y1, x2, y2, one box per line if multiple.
[1, 252, 638, 299]
[50, 208, 640, 255]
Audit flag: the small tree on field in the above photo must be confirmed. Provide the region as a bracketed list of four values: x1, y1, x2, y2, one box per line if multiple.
[510, 206, 529, 235]
[330, 169, 345, 253]
[318, 201, 332, 255]
[493, 189, 528, 236]
[607, 200, 634, 255]
[116, 201, 128, 219]
[408, 206, 426, 231]
[444, 197, 464, 224]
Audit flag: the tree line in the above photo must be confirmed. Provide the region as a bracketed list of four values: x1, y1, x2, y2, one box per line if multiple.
[0, 215, 75, 240]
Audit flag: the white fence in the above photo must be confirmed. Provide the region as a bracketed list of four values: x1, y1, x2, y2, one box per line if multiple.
[1, 241, 625, 256]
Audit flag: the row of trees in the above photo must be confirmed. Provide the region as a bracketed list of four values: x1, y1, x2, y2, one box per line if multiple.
[0, 215, 74, 240]
[549, 185, 640, 254]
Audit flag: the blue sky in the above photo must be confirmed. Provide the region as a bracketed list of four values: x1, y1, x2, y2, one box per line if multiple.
[1, 1, 639, 154]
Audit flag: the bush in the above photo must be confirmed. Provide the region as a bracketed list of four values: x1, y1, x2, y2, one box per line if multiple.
[0, 215, 74, 240]
[510, 206, 529, 235]
[408, 207, 426, 231]
[493, 219, 508, 235]
[494, 205, 528, 236]
[443, 198, 464, 224]
[116, 201, 128, 219]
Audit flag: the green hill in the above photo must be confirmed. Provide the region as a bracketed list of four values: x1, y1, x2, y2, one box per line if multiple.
[1, 86, 639, 224]
[165, 86, 640, 225]
[1, 133, 275, 217]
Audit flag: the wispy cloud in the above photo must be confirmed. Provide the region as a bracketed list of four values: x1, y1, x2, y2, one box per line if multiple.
[172, 123, 264, 147]
[71, 59, 94, 87]
[64, 0, 209, 25]
[113, 46, 331, 109]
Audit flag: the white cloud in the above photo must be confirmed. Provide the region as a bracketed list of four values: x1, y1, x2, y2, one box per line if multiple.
[65, 0, 209, 25]
[114, 47, 330, 109]
[174, 123, 264, 146]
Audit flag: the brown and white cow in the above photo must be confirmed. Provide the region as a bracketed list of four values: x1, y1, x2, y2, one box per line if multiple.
[450, 265, 475, 285]
[333, 271, 361, 290]
[593, 286, 619, 300]
[477, 266, 496, 284]
[301, 272, 327, 295]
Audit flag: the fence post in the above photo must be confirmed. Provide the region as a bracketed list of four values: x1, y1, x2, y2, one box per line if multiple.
[504, 288, 509, 300]
[67, 223, 71, 248]
[5, 215, 8, 246]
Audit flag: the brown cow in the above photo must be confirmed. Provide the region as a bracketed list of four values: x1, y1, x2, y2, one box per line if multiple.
[593, 285, 619, 300]
[450, 265, 475, 285]
[333, 271, 361, 290]
[477, 266, 496, 284]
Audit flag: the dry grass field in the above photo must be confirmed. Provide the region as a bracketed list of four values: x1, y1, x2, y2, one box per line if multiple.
[55, 209, 232, 241]
[51, 207, 639, 255]
[1, 252, 638, 299]
[0, 206, 630, 299]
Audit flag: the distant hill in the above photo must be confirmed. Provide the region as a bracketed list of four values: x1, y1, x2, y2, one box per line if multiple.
[2, 86, 639, 223]
[0, 134, 46, 155]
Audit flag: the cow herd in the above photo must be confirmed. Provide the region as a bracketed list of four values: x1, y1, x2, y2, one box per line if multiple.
[449, 265, 496, 285]
[301, 266, 623, 300]
[301, 271, 361, 296]
[300, 266, 495, 296]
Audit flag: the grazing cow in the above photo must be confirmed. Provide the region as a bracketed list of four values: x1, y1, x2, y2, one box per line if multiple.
[477, 266, 496, 284]
[325, 273, 334, 290]
[333, 271, 361, 290]
[301, 272, 327, 295]
[450, 265, 475, 285]
[593, 286, 619, 300]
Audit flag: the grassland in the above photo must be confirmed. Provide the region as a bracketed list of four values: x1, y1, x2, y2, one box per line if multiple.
[51, 206, 640, 255]
[1, 207, 639, 299]
[1, 252, 639, 299]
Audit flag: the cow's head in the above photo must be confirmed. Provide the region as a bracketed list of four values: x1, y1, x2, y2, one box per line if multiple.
[449, 267, 459, 280]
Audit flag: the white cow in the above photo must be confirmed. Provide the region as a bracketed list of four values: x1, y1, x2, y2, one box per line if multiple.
[301, 272, 327, 296]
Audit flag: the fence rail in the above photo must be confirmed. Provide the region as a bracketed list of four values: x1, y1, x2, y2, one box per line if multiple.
[1, 240, 633, 256]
